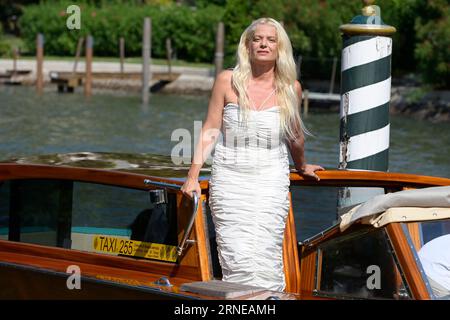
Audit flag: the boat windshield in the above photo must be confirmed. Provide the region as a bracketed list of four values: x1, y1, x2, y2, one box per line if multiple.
[317, 228, 410, 300]
[404, 218, 450, 300]
[0, 179, 179, 262]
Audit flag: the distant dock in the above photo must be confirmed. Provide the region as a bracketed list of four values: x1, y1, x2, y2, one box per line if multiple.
[0, 69, 32, 85]
[49, 71, 180, 93]
[0, 58, 341, 112]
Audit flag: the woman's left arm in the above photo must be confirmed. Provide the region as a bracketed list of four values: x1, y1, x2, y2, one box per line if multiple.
[287, 81, 325, 181]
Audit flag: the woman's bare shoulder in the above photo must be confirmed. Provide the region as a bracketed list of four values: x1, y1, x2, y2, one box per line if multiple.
[294, 80, 302, 97]
[216, 69, 233, 84]
[207, 70, 233, 112]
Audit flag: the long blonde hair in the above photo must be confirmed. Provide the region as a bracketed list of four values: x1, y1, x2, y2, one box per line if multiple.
[232, 17, 308, 141]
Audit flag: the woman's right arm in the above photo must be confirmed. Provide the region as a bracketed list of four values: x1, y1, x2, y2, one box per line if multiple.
[181, 70, 232, 198]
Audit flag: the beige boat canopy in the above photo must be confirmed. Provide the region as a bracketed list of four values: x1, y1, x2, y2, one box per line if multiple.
[340, 186, 450, 231]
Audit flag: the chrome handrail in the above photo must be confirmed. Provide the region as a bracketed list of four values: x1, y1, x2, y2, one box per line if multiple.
[143, 179, 184, 191]
[143, 178, 200, 257]
[177, 190, 198, 256]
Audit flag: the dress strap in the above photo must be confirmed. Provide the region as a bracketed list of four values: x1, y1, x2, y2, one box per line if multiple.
[250, 88, 277, 111]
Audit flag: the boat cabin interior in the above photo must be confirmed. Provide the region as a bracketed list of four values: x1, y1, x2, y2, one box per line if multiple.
[0, 162, 449, 300]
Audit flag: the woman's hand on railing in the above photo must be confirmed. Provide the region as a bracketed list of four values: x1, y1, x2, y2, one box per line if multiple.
[296, 164, 325, 181]
[181, 176, 201, 199]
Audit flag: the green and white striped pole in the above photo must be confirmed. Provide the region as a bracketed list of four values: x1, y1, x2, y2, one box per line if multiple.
[337, 0, 396, 216]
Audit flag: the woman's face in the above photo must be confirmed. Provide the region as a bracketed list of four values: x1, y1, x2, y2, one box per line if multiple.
[248, 24, 278, 64]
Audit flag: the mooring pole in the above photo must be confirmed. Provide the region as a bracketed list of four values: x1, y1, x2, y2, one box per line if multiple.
[337, 0, 396, 217]
[84, 35, 93, 98]
[73, 37, 84, 75]
[142, 17, 151, 104]
[214, 21, 224, 77]
[12, 47, 18, 74]
[120, 37, 125, 74]
[166, 38, 172, 78]
[36, 33, 44, 94]
[297, 55, 303, 81]
[303, 89, 309, 117]
[329, 57, 338, 94]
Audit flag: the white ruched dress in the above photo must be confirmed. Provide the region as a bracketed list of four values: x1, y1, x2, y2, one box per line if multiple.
[209, 103, 290, 291]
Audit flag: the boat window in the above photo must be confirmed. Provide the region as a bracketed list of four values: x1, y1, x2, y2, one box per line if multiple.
[420, 219, 450, 245]
[0, 181, 10, 241]
[3, 180, 65, 247]
[317, 229, 410, 299]
[0, 179, 178, 261]
[290, 186, 385, 242]
[404, 219, 450, 300]
[290, 186, 338, 241]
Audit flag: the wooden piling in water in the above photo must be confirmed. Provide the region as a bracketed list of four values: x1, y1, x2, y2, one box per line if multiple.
[36, 34, 44, 94]
[166, 38, 172, 78]
[214, 22, 224, 77]
[303, 89, 309, 117]
[329, 57, 337, 94]
[12, 47, 18, 74]
[84, 35, 93, 97]
[73, 37, 84, 75]
[120, 37, 125, 74]
[297, 55, 302, 81]
[142, 17, 151, 104]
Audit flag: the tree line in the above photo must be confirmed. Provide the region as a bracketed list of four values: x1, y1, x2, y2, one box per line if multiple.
[0, 0, 448, 88]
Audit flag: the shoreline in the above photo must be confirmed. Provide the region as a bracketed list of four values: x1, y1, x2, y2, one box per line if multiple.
[1, 58, 448, 122]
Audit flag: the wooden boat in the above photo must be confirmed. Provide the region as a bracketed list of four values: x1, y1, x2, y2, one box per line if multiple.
[0, 152, 449, 300]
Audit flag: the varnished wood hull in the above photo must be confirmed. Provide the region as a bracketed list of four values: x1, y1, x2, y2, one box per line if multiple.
[0, 262, 190, 300]
[0, 162, 449, 300]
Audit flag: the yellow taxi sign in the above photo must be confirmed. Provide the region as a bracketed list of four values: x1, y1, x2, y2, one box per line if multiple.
[93, 235, 177, 263]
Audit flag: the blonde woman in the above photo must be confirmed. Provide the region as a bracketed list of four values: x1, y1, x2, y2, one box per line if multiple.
[181, 17, 324, 291]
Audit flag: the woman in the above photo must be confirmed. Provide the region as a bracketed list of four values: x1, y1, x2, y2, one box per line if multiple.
[181, 17, 324, 291]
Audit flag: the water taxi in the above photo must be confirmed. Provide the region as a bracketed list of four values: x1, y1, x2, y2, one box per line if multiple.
[0, 152, 449, 299]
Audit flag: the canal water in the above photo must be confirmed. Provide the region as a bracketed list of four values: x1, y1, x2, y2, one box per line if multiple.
[1, 86, 449, 239]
